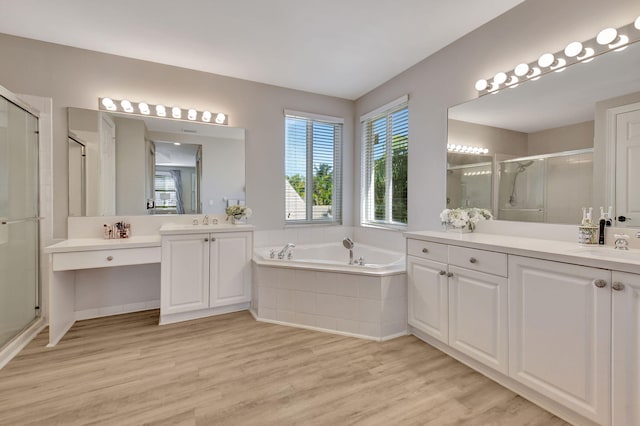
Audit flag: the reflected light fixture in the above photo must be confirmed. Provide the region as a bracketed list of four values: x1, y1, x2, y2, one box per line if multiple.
[474, 16, 640, 95]
[447, 144, 489, 155]
[98, 98, 229, 125]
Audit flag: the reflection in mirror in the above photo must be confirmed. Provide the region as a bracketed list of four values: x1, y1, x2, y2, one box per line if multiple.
[68, 108, 245, 216]
[446, 153, 492, 210]
[447, 40, 640, 226]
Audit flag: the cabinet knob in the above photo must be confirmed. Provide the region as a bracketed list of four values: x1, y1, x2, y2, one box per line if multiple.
[469, 257, 477, 264]
[211, 238, 216, 242]
[439, 270, 446, 275]
[593, 279, 607, 288]
[447, 272, 454, 278]
[106, 256, 113, 261]
[612, 282, 625, 291]
[204, 238, 209, 242]
[422, 248, 429, 253]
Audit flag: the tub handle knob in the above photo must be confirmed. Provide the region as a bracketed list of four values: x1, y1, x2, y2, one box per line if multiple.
[422, 248, 429, 253]
[439, 270, 446, 275]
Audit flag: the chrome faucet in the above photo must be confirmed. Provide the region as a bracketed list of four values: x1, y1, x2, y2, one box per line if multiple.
[614, 234, 629, 250]
[203, 215, 210, 225]
[343, 237, 354, 265]
[278, 243, 295, 259]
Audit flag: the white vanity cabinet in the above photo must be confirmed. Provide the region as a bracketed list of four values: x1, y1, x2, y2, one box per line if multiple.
[407, 239, 508, 374]
[509, 255, 611, 425]
[611, 271, 640, 426]
[160, 229, 252, 324]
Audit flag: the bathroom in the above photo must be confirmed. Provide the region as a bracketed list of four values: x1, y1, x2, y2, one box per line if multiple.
[1, 0, 640, 425]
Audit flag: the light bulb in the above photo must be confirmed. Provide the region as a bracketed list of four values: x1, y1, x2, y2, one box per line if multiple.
[120, 100, 133, 113]
[514, 63, 529, 77]
[215, 113, 226, 124]
[538, 53, 555, 68]
[635, 15, 640, 30]
[577, 47, 595, 62]
[612, 34, 629, 51]
[202, 111, 212, 122]
[101, 98, 116, 111]
[597, 27, 617, 45]
[173, 142, 181, 146]
[187, 109, 197, 121]
[138, 102, 150, 115]
[506, 76, 518, 86]
[564, 41, 583, 58]
[156, 105, 166, 117]
[172, 107, 182, 119]
[475, 79, 488, 91]
[483, 148, 489, 154]
[493, 72, 507, 85]
[552, 58, 567, 72]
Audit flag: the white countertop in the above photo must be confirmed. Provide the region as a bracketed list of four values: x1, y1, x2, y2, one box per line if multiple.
[158, 223, 255, 235]
[405, 230, 640, 274]
[45, 235, 161, 253]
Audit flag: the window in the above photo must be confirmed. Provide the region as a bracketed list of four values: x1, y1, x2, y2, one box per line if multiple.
[285, 110, 343, 224]
[154, 172, 177, 211]
[361, 96, 408, 227]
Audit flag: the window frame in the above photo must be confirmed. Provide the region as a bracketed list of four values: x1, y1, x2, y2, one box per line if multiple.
[284, 109, 344, 225]
[360, 96, 409, 229]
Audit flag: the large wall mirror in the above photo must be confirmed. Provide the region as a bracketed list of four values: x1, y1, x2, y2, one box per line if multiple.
[447, 40, 640, 226]
[68, 108, 245, 216]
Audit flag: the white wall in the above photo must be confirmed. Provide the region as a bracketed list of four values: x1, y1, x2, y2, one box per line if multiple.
[354, 0, 640, 231]
[0, 34, 354, 237]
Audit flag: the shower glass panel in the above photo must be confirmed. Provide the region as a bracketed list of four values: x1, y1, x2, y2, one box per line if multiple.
[0, 93, 39, 349]
[497, 149, 593, 224]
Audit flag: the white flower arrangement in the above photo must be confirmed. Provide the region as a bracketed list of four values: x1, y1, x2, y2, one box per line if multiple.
[440, 207, 492, 231]
[226, 205, 252, 221]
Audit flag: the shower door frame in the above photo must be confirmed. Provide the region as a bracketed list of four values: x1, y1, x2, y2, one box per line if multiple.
[0, 84, 41, 350]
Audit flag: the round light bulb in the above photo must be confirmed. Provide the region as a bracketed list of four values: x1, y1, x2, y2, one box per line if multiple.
[156, 105, 166, 117]
[564, 41, 583, 58]
[202, 111, 212, 122]
[120, 100, 133, 113]
[187, 109, 197, 121]
[215, 113, 226, 124]
[475, 79, 488, 91]
[635, 16, 640, 30]
[172, 107, 182, 119]
[138, 102, 150, 115]
[493, 72, 507, 85]
[596, 27, 617, 45]
[173, 142, 181, 146]
[101, 98, 116, 111]
[538, 53, 555, 68]
[514, 63, 529, 77]
[483, 148, 489, 154]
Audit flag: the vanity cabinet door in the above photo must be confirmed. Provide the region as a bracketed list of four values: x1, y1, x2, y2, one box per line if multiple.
[509, 255, 611, 425]
[161, 233, 210, 315]
[611, 271, 640, 426]
[407, 256, 449, 343]
[448, 266, 508, 374]
[209, 232, 252, 307]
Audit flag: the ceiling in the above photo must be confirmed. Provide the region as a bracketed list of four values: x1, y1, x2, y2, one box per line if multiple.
[0, 0, 524, 100]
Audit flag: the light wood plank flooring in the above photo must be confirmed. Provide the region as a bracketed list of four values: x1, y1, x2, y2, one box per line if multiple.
[0, 310, 568, 425]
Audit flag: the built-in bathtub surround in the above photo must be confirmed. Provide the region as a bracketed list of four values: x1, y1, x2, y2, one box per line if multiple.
[252, 242, 407, 341]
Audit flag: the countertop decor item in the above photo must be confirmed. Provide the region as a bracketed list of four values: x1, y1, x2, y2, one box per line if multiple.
[226, 205, 252, 224]
[440, 208, 492, 232]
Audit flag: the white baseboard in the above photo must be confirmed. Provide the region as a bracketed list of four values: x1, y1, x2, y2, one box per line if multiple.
[75, 300, 160, 321]
[0, 317, 47, 370]
[159, 302, 250, 325]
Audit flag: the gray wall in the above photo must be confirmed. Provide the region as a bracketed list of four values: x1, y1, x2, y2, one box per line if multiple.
[0, 34, 354, 237]
[354, 0, 640, 231]
[114, 117, 147, 215]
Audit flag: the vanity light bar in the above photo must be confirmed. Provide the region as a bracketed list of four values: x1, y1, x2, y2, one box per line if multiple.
[475, 16, 640, 96]
[98, 98, 228, 125]
[447, 144, 489, 155]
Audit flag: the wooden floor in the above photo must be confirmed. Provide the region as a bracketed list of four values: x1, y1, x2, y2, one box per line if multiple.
[0, 311, 568, 426]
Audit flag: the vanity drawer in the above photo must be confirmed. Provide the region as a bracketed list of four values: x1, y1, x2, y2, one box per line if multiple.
[448, 245, 507, 277]
[52, 247, 161, 271]
[407, 239, 448, 263]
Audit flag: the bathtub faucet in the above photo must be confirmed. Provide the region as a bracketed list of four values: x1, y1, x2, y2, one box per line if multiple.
[278, 243, 295, 259]
[343, 237, 354, 265]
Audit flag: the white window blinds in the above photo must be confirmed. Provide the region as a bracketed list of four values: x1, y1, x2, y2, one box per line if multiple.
[361, 97, 408, 227]
[285, 111, 343, 224]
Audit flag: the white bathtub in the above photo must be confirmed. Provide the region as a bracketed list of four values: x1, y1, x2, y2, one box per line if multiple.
[253, 242, 405, 275]
[252, 242, 407, 341]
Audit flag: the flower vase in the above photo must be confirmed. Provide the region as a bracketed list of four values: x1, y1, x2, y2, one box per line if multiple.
[445, 224, 473, 234]
[231, 216, 244, 225]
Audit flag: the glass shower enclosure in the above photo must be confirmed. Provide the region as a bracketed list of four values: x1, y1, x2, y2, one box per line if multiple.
[0, 87, 40, 349]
